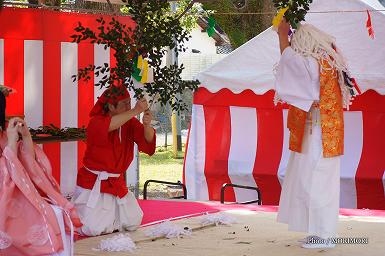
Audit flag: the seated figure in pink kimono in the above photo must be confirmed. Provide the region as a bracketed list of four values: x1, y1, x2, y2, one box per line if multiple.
[0, 91, 82, 255]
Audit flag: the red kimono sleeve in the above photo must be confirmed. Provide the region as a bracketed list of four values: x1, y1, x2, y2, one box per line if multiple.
[131, 118, 156, 155]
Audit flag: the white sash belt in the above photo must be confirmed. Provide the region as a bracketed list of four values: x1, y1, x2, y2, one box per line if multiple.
[84, 166, 120, 209]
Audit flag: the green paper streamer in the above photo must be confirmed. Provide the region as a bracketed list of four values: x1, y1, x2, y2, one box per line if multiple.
[132, 55, 142, 82]
[206, 16, 216, 37]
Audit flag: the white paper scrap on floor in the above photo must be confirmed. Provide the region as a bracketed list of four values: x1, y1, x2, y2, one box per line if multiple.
[75, 209, 385, 256]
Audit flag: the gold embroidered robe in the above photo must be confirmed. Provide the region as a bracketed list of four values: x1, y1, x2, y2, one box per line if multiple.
[287, 59, 344, 158]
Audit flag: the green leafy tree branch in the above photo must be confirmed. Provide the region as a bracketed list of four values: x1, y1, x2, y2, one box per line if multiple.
[72, 0, 199, 112]
[272, 0, 313, 28]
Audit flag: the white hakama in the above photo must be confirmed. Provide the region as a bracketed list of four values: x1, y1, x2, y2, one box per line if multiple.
[276, 108, 340, 239]
[72, 186, 143, 237]
[275, 47, 340, 239]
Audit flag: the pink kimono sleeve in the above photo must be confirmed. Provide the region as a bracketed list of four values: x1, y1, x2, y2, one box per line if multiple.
[17, 142, 83, 229]
[0, 146, 64, 255]
[0, 148, 16, 232]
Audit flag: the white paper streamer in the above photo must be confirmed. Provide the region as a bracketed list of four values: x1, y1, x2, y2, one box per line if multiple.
[200, 213, 237, 226]
[144, 221, 192, 239]
[93, 234, 136, 252]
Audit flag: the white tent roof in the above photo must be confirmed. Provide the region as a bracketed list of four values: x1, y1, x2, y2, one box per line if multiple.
[196, 0, 385, 95]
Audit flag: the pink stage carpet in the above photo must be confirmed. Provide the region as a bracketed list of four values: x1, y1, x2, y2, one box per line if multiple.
[76, 200, 385, 240]
[138, 200, 385, 226]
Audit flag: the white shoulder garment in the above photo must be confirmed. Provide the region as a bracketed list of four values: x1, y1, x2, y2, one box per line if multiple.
[275, 47, 320, 112]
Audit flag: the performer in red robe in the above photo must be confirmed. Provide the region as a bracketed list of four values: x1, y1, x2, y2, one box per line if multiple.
[72, 85, 156, 236]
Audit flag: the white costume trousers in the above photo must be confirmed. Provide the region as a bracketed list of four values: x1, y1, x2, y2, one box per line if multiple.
[277, 108, 340, 239]
[72, 186, 143, 236]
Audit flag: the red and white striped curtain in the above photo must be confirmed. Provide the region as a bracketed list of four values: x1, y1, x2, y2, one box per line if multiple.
[0, 8, 134, 196]
[184, 88, 385, 210]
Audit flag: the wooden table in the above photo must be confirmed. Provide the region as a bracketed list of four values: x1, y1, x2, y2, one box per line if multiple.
[32, 136, 86, 144]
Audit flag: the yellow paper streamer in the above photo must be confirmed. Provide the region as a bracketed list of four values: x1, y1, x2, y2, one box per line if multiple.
[141, 59, 149, 83]
[137, 55, 143, 72]
[272, 7, 289, 30]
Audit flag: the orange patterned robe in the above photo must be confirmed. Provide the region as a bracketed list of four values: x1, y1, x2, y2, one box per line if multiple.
[287, 59, 344, 158]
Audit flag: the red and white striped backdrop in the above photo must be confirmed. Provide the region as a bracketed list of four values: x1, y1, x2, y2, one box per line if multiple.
[0, 8, 135, 196]
[184, 88, 385, 210]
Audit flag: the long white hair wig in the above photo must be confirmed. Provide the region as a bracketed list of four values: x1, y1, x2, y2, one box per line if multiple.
[291, 24, 353, 108]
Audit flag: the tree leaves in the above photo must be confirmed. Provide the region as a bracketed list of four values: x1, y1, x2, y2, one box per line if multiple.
[71, 0, 199, 112]
[272, 0, 313, 28]
[202, 0, 266, 49]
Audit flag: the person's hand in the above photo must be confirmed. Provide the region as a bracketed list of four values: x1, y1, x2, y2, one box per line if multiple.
[278, 17, 291, 37]
[14, 118, 31, 138]
[0, 84, 16, 96]
[142, 109, 153, 127]
[2, 89, 10, 97]
[133, 98, 148, 115]
[6, 118, 21, 153]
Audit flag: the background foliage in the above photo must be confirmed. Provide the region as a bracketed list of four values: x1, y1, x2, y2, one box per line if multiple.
[202, 0, 274, 48]
[72, 0, 199, 112]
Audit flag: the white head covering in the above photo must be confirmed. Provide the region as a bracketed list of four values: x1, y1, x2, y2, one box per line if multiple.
[291, 23, 359, 108]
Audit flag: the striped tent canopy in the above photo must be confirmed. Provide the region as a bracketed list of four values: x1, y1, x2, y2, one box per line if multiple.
[0, 7, 136, 196]
[184, 0, 385, 209]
